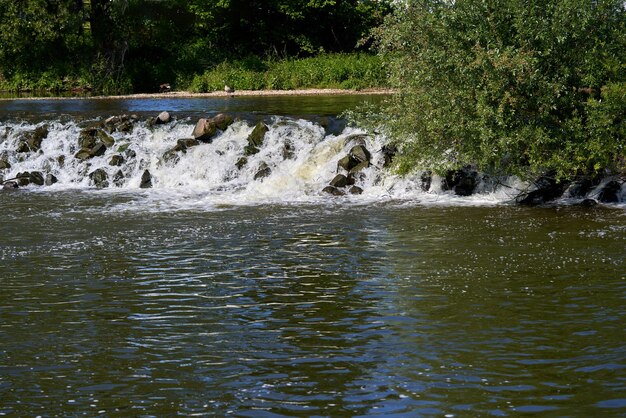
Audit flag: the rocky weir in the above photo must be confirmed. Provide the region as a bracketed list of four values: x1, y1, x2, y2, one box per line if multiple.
[0, 112, 623, 205]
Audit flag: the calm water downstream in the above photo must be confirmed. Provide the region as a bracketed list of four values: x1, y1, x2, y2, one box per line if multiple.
[1, 96, 625, 417]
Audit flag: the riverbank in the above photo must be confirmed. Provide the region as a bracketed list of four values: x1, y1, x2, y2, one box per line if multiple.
[0, 88, 394, 101]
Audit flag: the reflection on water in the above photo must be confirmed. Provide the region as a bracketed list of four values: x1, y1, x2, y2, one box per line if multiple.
[0, 193, 624, 416]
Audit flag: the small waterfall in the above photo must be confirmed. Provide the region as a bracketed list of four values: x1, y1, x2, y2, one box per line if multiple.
[0, 114, 623, 207]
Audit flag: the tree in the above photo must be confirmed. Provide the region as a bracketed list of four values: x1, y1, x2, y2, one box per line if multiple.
[366, 0, 625, 180]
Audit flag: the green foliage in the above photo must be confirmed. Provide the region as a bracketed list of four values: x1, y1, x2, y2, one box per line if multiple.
[0, 0, 391, 94]
[360, 0, 625, 180]
[188, 53, 387, 92]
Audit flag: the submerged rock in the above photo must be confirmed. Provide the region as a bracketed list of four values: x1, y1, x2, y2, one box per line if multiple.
[113, 170, 125, 187]
[0, 153, 10, 170]
[2, 181, 18, 190]
[236, 157, 248, 170]
[578, 198, 598, 207]
[349, 186, 363, 195]
[174, 138, 200, 152]
[420, 171, 432, 192]
[109, 155, 124, 166]
[140, 170, 153, 188]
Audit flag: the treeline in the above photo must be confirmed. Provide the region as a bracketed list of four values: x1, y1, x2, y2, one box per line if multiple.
[0, 0, 391, 93]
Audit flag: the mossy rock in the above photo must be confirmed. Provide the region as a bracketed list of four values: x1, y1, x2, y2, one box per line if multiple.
[247, 122, 268, 148]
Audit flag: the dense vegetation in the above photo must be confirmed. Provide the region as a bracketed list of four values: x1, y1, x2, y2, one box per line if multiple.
[355, 0, 625, 181]
[0, 0, 391, 93]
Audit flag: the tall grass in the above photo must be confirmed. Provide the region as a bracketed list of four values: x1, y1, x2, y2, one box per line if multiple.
[188, 53, 388, 92]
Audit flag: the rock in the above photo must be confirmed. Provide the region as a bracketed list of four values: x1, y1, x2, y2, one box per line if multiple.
[348, 161, 370, 175]
[16, 172, 30, 186]
[125, 148, 137, 159]
[89, 168, 109, 188]
[192, 118, 217, 142]
[155, 111, 171, 125]
[244, 144, 260, 156]
[349, 145, 371, 164]
[45, 173, 58, 186]
[16, 125, 49, 153]
[442, 166, 479, 196]
[322, 185, 345, 196]
[0, 153, 10, 170]
[597, 180, 622, 203]
[212, 113, 234, 131]
[117, 143, 130, 153]
[337, 155, 358, 172]
[3, 181, 18, 189]
[109, 155, 124, 166]
[517, 174, 567, 205]
[113, 170, 125, 187]
[29, 171, 44, 186]
[90, 142, 107, 157]
[74, 148, 92, 161]
[349, 186, 363, 195]
[382, 144, 398, 168]
[79, 127, 114, 149]
[254, 162, 271, 180]
[578, 198, 598, 207]
[247, 122, 268, 148]
[140, 170, 152, 188]
[566, 176, 599, 198]
[281, 142, 295, 160]
[345, 134, 369, 147]
[420, 171, 432, 192]
[161, 150, 180, 165]
[57, 155, 65, 167]
[236, 157, 248, 170]
[174, 138, 200, 152]
[329, 174, 349, 188]
[117, 120, 133, 133]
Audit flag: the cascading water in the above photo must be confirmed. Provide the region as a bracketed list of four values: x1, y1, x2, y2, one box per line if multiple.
[0, 114, 623, 208]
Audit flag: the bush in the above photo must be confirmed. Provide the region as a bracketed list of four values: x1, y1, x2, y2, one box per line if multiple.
[359, 0, 625, 180]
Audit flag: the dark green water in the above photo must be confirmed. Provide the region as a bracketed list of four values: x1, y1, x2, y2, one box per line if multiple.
[1, 191, 625, 417]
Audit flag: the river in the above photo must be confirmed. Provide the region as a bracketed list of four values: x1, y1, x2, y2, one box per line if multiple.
[0, 96, 625, 417]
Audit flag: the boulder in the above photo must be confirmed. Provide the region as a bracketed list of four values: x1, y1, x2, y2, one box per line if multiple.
[442, 166, 479, 196]
[517, 174, 567, 205]
[174, 138, 200, 152]
[212, 113, 234, 131]
[349, 186, 363, 195]
[89, 168, 109, 188]
[0, 153, 10, 170]
[155, 111, 171, 125]
[16, 172, 30, 186]
[3, 181, 18, 190]
[322, 186, 345, 196]
[349, 145, 371, 164]
[420, 171, 432, 192]
[74, 149, 92, 161]
[247, 122, 268, 148]
[337, 155, 358, 172]
[254, 162, 271, 180]
[109, 155, 124, 166]
[16, 125, 49, 153]
[29, 171, 44, 186]
[45, 173, 58, 186]
[236, 157, 248, 170]
[140, 170, 152, 188]
[597, 180, 622, 203]
[113, 170, 125, 187]
[192, 118, 217, 142]
[329, 174, 349, 188]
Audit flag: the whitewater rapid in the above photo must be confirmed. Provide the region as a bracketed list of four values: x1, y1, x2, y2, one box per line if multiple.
[0, 115, 623, 210]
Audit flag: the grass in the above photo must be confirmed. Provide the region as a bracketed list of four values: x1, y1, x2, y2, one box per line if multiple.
[187, 53, 388, 93]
